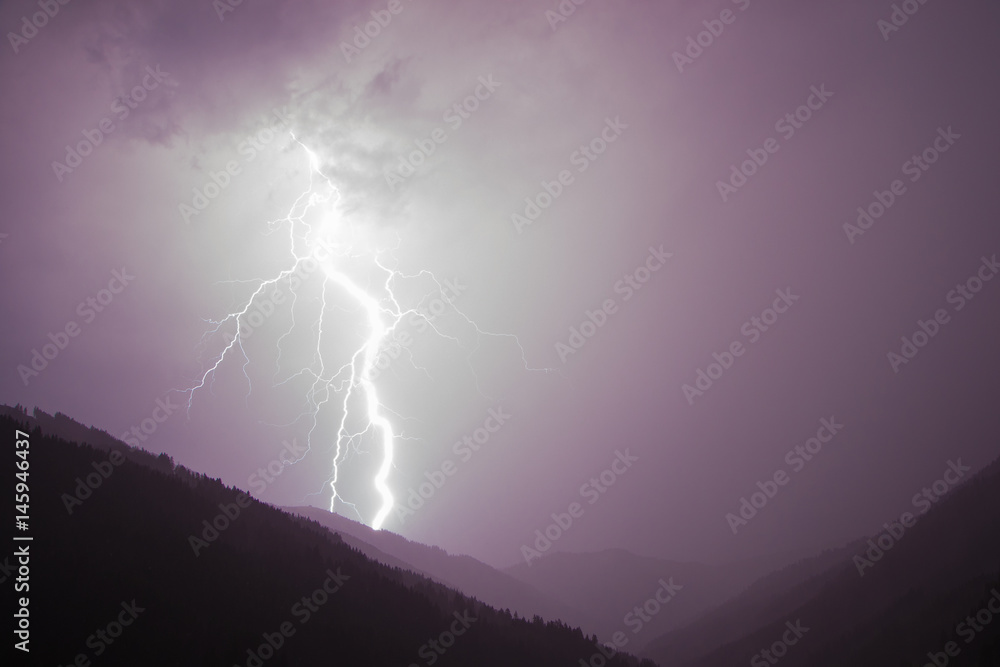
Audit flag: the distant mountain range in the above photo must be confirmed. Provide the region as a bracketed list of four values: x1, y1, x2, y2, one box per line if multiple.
[641, 458, 1000, 667]
[285, 504, 591, 630]
[503, 548, 780, 653]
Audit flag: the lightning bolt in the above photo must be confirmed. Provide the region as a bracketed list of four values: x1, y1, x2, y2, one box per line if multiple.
[183, 132, 550, 530]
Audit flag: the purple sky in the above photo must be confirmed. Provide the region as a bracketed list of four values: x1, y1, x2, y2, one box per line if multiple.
[2, 0, 999, 568]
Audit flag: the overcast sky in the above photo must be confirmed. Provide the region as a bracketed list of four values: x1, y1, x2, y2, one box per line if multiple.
[2, 0, 998, 568]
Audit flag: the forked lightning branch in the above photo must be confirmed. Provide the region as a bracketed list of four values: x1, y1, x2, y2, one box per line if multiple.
[182, 134, 548, 529]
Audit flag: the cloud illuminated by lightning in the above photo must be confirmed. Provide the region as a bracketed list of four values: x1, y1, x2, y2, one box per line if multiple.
[183, 133, 550, 530]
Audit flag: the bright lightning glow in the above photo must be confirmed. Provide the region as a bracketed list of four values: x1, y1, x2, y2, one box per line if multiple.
[323, 268, 396, 529]
[183, 132, 549, 530]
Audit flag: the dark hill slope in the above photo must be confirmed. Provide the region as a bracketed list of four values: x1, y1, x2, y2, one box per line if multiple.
[1, 410, 654, 667]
